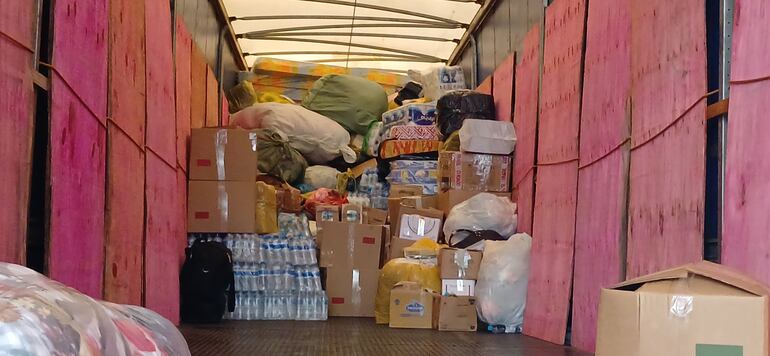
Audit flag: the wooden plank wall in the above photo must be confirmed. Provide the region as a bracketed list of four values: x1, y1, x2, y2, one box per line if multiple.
[176, 18, 193, 173]
[722, 0, 770, 285]
[48, 0, 108, 298]
[205, 66, 219, 127]
[190, 45, 207, 129]
[145, 0, 177, 166]
[571, 0, 631, 351]
[524, 0, 586, 345]
[493, 53, 516, 122]
[477, 75, 493, 95]
[512, 25, 541, 235]
[104, 0, 147, 306]
[0, 0, 36, 264]
[626, 0, 706, 278]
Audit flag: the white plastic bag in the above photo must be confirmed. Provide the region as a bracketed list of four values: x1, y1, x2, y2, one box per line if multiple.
[230, 102, 357, 164]
[408, 66, 466, 101]
[476, 233, 531, 333]
[303, 165, 341, 190]
[459, 119, 517, 155]
[443, 193, 518, 248]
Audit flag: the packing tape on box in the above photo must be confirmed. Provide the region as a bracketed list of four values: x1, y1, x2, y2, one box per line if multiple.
[249, 132, 258, 152]
[352, 269, 361, 307]
[454, 250, 471, 279]
[217, 182, 229, 227]
[216, 129, 228, 180]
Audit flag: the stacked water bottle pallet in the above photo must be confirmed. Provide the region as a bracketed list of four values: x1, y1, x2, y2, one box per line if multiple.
[189, 213, 328, 321]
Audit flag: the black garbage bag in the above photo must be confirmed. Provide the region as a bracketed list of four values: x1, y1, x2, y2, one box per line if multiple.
[436, 90, 496, 137]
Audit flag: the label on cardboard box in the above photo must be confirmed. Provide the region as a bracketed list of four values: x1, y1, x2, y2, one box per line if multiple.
[442, 279, 476, 297]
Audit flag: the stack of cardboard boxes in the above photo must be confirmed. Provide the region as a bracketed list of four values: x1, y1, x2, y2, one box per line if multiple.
[317, 205, 389, 317]
[187, 128, 259, 233]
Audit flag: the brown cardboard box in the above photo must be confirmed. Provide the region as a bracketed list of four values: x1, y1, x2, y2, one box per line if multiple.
[401, 195, 439, 210]
[389, 282, 438, 329]
[596, 261, 770, 356]
[365, 208, 388, 225]
[388, 238, 415, 261]
[326, 267, 380, 317]
[316, 205, 340, 223]
[441, 279, 476, 296]
[318, 222, 383, 270]
[188, 180, 256, 233]
[189, 128, 258, 181]
[438, 189, 511, 216]
[439, 248, 482, 280]
[438, 151, 512, 192]
[390, 184, 424, 199]
[395, 207, 444, 242]
[437, 296, 478, 331]
[341, 204, 363, 223]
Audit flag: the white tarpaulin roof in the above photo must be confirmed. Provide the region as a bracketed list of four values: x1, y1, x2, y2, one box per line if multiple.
[223, 0, 482, 73]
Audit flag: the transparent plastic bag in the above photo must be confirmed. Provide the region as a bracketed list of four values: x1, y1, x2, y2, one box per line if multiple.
[0, 263, 190, 355]
[374, 256, 440, 324]
[443, 193, 518, 247]
[476, 233, 531, 333]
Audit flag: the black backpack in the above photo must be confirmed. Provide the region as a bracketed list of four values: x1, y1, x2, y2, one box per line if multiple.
[180, 239, 235, 324]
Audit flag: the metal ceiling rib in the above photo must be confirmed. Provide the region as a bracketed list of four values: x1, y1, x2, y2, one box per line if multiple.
[222, 0, 484, 72]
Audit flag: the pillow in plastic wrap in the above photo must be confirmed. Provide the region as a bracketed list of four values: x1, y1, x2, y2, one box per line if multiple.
[410, 66, 466, 101]
[0, 263, 190, 356]
[476, 234, 531, 333]
[436, 90, 496, 137]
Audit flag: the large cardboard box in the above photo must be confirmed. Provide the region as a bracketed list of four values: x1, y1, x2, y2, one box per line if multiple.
[436, 296, 478, 332]
[438, 151, 512, 192]
[596, 261, 770, 356]
[388, 238, 415, 261]
[438, 189, 511, 216]
[390, 184, 424, 199]
[395, 207, 444, 242]
[389, 282, 438, 329]
[441, 279, 476, 297]
[318, 222, 383, 270]
[365, 208, 388, 225]
[188, 181, 256, 233]
[439, 248, 482, 280]
[189, 128, 258, 181]
[326, 267, 380, 317]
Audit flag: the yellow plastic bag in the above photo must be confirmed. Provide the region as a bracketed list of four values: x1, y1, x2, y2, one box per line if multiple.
[374, 241, 441, 324]
[255, 182, 278, 234]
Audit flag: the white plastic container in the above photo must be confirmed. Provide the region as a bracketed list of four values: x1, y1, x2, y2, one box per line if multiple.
[459, 119, 517, 155]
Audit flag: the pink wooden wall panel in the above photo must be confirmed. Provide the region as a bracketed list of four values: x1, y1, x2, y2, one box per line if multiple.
[190, 46, 207, 129]
[493, 53, 515, 122]
[145, 0, 177, 166]
[571, 0, 631, 351]
[175, 18, 193, 172]
[49, 81, 107, 298]
[49, 0, 108, 297]
[221, 93, 230, 127]
[513, 25, 540, 235]
[108, 0, 146, 144]
[145, 151, 182, 324]
[52, 0, 108, 120]
[205, 67, 219, 127]
[0, 6, 35, 263]
[525, 0, 585, 345]
[476, 75, 493, 95]
[627, 0, 706, 279]
[104, 125, 145, 305]
[177, 169, 188, 263]
[722, 0, 770, 285]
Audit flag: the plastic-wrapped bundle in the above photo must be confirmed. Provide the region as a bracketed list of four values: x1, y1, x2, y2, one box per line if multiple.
[0, 263, 190, 355]
[254, 129, 308, 184]
[374, 254, 441, 323]
[476, 234, 531, 333]
[436, 90, 496, 137]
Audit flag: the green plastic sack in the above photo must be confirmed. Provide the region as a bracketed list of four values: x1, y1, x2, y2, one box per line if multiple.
[302, 74, 388, 135]
[255, 128, 308, 184]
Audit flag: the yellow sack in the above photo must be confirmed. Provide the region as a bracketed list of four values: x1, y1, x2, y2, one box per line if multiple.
[256, 91, 295, 105]
[255, 182, 278, 234]
[374, 252, 441, 324]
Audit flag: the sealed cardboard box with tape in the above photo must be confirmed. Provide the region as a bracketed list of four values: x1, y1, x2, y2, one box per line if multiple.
[389, 281, 438, 329]
[189, 128, 258, 181]
[596, 261, 770, 356]
[436, 296, 478, 332]
[326, 267, 380, 317]
[439, 248, 482, 280]
[188, 180, 256, 233]
[438, 151, 511, 192]
[318, 222, 383, 270]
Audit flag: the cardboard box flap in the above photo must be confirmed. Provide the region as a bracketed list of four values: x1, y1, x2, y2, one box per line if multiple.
[393, 281, 435, 294]
[613, 261, 770, 296]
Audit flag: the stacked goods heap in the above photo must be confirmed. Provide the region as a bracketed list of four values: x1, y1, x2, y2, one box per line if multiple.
[189, 214, 327, 321]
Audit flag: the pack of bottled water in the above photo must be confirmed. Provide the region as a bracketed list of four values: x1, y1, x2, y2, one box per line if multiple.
[189, 213, 328, 321]
[353, 168, 389, 210]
